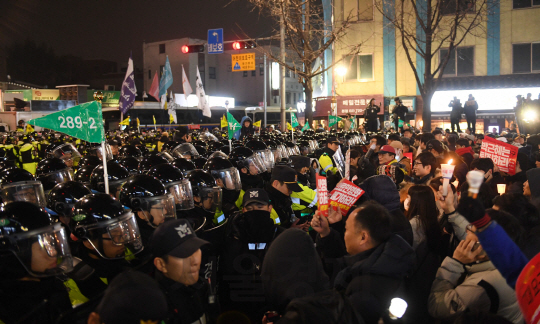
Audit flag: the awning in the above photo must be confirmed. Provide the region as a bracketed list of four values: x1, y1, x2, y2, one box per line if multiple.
[313, 95, 385, 118]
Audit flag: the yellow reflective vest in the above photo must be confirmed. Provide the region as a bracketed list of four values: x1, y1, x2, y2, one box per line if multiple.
[291, 183, 318, 216]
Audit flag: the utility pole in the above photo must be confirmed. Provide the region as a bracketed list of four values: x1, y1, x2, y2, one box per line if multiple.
[280, 13, 286, 133]
[264, 54, 267, 128]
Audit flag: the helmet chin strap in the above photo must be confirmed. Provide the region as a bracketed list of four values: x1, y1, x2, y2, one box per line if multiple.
[141, 210, 158, 228]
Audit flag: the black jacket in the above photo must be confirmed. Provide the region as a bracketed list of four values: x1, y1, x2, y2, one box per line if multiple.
[318, 232, 415, 324]
[364, 105, 380, 120]
[463, 99, 478, 116]
[449, 100, 463, 118]
[506, 171, 528, 194]
[391, 104, 408, 119]
[265, 182, 295, 228]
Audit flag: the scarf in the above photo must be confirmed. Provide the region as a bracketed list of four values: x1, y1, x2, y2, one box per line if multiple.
[455, 146, 474, 156]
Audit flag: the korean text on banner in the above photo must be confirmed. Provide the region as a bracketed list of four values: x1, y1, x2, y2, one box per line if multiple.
[27, 101, 105, 143]
[479, 136, 518, 175]
[329, 180, 365, 216]
[316, 174, 329, 217]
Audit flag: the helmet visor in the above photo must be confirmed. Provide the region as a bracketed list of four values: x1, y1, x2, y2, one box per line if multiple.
[172, 143, 199, 160]
[243, 154, 267, 175]
[199, 187, 222, 213]
[157, 151, 174, 163]
[210, 167, 241, 191]
[40, 168, 74, 187]
[83, 212, 143, 259]
[271, 149, 282, 163]
[278, 145, 289, 159]
[142, 194, 177, 227]
[208, 151, 229, 160]
[9, 223, 73, 277]
[52, 143, 81, 168]
[255, 150, 275, 170]
[0, 181, 47, 207]
[166, 179, 194, 210]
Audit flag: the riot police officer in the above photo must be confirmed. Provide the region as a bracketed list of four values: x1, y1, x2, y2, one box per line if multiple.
[364, 98, 380, 132]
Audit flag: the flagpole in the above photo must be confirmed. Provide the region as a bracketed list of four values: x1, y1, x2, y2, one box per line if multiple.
[290, 110, 294, 143]
[93, 92, 109, 195]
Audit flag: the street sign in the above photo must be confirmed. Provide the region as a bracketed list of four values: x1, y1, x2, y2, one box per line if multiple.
[232, 53, 255, 71]
[207, 28, 224, 54]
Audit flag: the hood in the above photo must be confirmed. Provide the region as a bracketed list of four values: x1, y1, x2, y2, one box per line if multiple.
[527, 168, 540, 199]
[240, 116, 253, 129]
[262, 228, 330, 314]
[359, 175, 401, 212]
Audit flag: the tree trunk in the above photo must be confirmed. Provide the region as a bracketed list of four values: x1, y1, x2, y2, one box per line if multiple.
[305, 83, 313, 128]
[422, 88, 435, 132]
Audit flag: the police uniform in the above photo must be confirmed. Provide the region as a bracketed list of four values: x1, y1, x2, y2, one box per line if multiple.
[318, 137, 340, 176]
[364, 103, 380, 132]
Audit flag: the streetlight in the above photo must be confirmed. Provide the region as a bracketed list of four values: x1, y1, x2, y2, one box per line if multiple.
[336, 66, 347, 77]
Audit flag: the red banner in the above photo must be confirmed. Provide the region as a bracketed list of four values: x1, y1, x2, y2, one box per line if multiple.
[316, 174, 329, 217]
[329, 180, 365, 216]
[516, 252, 540, 324]
[313, 95, 385, 118]
[479, 136, 518, 175]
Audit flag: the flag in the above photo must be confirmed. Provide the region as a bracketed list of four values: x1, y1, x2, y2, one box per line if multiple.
[119, 55, 137, 114]
[27, 101, 104, 143]
[226, 111, 241, 140]
[253, 120, 261, 127]
[119, 117, 130, 125]
[329, 115, 343, 127]
[291, 113, 299, 128]
[182, 65, 192, 100]
[26, 124, 34, 134]
[349, 117, 356, 130]
[220, 114, 228, 128]
[287, 122, 292, 130]
[301, 122, 310, 132]
[149, 71, 160, 101]
[196, 66, 211, 118]
[168, 92, 177, 124]
[137, 118, 140, 128]
[159, 56, 173, 98]
[153, 115, 156, 125]
[160, 94, 167, 109]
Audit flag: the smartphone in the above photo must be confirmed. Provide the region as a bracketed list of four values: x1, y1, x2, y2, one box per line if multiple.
[296, 215, 313, 225]
[471, 241, 481, 252]
[265, 311, 280, 322]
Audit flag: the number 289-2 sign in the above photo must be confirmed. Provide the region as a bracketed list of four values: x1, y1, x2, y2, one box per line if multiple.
[28, 101, 105, 143]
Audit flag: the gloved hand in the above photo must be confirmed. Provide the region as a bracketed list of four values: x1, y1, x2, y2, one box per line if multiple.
[457, 195, 486, 224]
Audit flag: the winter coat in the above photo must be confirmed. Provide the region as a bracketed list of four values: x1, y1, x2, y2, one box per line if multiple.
[392, 104, 408, 120]
[359, 175, 414, 245]
[428, 257, 523, 323]
[262, 229, 330, 314]
[238, 116, 254, 141]
[464, 99, 479, 117]
[456, 146, 475, 169]
[449, 101, 463, 119]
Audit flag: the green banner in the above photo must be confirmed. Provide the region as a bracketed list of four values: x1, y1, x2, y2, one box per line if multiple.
[301, 122, 310, 131]
[226, 111, 241, 140]
[329, 115, 343, 127]
[291, 113, 299, 128]
[27, 101, 105, 143]
[349, 117, 356, 130]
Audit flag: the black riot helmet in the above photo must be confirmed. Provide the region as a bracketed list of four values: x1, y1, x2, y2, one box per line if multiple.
[118, 157, 139, 175]
[36, 158, 73, 192]
[0, 168, 47, 207]
[74, 165, 95, 186]
[47, 181, 92, 219]
[0, 201, 73, 278]
[194, 145, 208, 158]
[118, 175, 176, 228]
[77, 155, 102, 170]
[138, 154, 169, 173]
[192, 157, 207, 169]
[70, 193, 143, 259]
[203, 157, 242, 191]
[161, 141, 179, 153]
[171, 143, 200, 160]
[245, 139, 275, 171]
[117, 145, 142, 160]
[186, 170, 222, 213]
[0, 157, 16, 172]
[171, 157, 196, 177]
[90, 161, 130, 196]
[47, 142, 82, 168]
[146, 164, 194, 210]
[229, 147, 267, 175]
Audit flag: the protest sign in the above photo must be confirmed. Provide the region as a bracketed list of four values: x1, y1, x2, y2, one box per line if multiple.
[333, 148, 345, 177]
[316, 174, 329, 217]
[329, 180, 365, 216]
[516, 252, 540, 324]
[479, 136, 518, 175]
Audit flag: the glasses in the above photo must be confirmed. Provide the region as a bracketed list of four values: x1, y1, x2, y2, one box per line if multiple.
[414, 162, 423, 166]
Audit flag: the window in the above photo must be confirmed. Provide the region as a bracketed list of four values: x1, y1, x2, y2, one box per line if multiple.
[440, 47, 474, 76]
[159, 44, 166, 54]
[293, 93, 297, 103]
[286, 92, 291, 104]
[148, 70, 151, 79]
[440, 0, 475, 15]
[343, 54, 373, 81]
[342, 0, 373, 21]
[513, 0, 540, 9]
[243, 71, 248, 77]
[252, 70, 256, 77]
[209, 67, 216, 79]
[260, 63, 264, 75]
[513, 43, 540, 73]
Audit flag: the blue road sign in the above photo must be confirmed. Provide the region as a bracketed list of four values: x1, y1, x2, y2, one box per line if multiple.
[207, 28, 224, 54]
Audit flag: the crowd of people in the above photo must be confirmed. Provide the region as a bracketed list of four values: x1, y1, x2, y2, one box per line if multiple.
[0, 117, 539, 324]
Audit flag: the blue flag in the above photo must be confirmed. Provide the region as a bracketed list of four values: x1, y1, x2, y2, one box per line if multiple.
[119, 55, 137, 114]
[159, 56, 173, 98]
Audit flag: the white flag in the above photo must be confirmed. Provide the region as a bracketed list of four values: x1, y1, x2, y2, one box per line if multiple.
[160, 93, 167, 109]
[196, 66, 211, 118]
[182, 65, 193, 100]
[168, 93, 177, 123]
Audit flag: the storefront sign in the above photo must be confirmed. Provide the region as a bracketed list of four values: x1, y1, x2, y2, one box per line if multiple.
[479, 136, 518, 175]
[32, 90, 59, 100]
[329, 180, 365, 216]
[188, 124, 201, 130]
[313, 95, 384, 118]
[86, 90, 120, 104]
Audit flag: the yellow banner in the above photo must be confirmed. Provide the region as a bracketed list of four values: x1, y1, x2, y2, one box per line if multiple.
[253, 120, 261, 127]
[119, 117, 130, 125]
[287, 122, 292, 130]
[221, 114, 228, 128]
[153, 115, 156, 125]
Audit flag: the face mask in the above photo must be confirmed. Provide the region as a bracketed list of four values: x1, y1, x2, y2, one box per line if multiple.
[404, 197, 411, 211]
[242, 209, 272, 221]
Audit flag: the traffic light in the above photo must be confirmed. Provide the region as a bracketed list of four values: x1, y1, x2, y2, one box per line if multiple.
[181, 44, 205, 54]
[231, 41, 256, 50]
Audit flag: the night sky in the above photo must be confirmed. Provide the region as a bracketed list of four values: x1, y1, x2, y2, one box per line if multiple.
[0, 0, 273, 67]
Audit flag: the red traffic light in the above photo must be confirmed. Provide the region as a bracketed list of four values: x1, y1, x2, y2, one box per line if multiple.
[232, 42, 242, 50]
[181, 45, 189, 54]
[181, 44, 204, 54]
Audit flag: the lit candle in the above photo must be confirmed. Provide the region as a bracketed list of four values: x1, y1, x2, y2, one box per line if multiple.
[497, 184, 506, 195]
[441, 159, 455, 196]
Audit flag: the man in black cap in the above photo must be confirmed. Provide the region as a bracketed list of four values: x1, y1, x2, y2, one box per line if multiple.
[150, 219, 212, 324]
[392, 97, 408, 131]
[290, 156, 319, 220]
[318, 136, 340, 176]
[265, 165, 302, 228]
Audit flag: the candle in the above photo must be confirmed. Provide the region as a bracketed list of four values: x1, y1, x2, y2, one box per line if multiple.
[497, 184, 506, 195]
[441, 159, 455, 196]
[466, 171, 485, 199]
